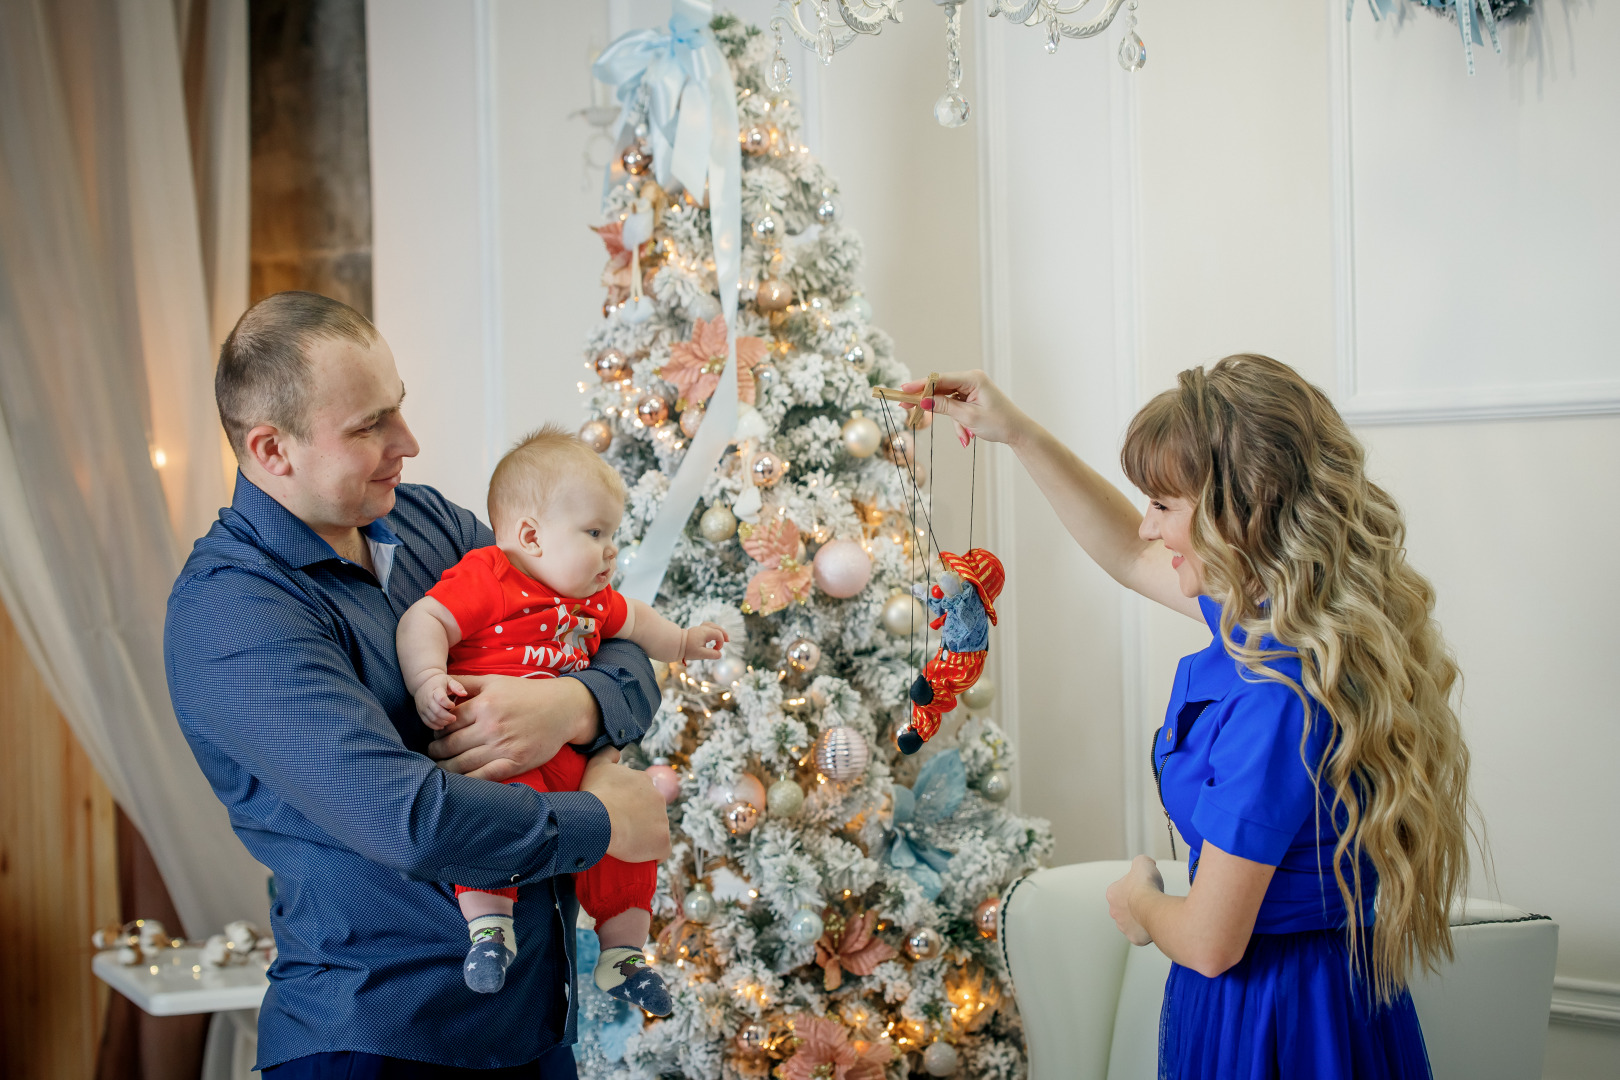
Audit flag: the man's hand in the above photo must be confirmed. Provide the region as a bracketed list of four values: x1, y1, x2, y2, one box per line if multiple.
[1106, 854, 1164, 947]
[427, 674, 599, 780]
[581, 747, 672, 863]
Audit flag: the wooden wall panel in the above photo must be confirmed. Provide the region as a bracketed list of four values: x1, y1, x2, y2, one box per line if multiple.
[0, 599, 121, 1080]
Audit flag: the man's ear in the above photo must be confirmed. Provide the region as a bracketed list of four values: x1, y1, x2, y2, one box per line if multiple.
[516, 517, 544, 557]
[244, 424, 293, 477]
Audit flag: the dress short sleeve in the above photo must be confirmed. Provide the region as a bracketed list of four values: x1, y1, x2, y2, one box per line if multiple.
[1190, 679, 1329, 867]
[425, 547, 505, 638]
[598, 587, 630, 640]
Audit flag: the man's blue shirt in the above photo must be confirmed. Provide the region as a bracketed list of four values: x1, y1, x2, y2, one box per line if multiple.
[165, 474, 658, 1069]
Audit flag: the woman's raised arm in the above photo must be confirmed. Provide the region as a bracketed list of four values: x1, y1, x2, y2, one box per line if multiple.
[904, 370, 1201, 620]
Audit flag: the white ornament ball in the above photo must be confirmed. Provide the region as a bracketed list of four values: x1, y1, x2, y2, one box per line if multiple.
[712, 654, 748, 686]
[841, 415, 882, 458]
[882, 593, 927, 637]
[787, 907, 825, 944]
[961, 677, 996, 712]
[699, 504, 737, 543]
[812, 539, 872, 599]
[981, 769, 1013, 803]
[923, 1040, 960, 1076]
[814, 725, 870, 781]
[683, 887, 716, 923]
[767, 777, 805, 818]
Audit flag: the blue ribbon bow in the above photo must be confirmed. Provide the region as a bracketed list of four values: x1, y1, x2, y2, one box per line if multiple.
[593, 1, 744, 604]
[884, 750, 967, 900]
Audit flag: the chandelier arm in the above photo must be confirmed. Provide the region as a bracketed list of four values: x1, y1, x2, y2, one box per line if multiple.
[989, 0, 1043, 22]
[1054, 0, 1131, 39]
[835, 0, 903, 36]
[771, 2, 860, 53]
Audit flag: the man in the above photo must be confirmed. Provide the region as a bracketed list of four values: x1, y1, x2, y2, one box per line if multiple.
[166, 291, 670, 1078]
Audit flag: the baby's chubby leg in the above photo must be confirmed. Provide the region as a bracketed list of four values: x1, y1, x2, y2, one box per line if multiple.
[595, 906, 651, 951]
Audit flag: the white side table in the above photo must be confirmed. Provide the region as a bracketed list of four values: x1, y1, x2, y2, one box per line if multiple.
[92, 946, 267, 1015]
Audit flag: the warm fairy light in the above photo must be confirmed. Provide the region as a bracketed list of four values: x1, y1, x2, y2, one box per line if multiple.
[151, 448, 167, 468]
[817, 774, 826, 784]
[748, 889, 758, 898]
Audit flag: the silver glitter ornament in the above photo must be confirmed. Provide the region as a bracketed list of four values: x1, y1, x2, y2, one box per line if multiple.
[767, 777, 805, 818]
[814, 725, 869, 781]
[699, 504, 738, 543]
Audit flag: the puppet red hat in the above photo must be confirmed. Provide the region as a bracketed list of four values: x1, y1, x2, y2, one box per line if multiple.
[938, 548, 1004, 625]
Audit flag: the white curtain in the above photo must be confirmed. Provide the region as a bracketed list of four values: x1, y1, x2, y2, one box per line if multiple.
[0, 0, 265, 950]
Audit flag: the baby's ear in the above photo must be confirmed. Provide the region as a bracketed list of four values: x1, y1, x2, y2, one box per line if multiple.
[517, 517, 543, 555]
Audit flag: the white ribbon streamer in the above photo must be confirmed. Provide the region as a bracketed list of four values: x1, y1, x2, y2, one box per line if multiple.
[594, 1, 742, 603]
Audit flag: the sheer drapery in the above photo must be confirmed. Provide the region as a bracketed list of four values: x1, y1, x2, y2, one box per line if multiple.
[0, 0, 263, 945]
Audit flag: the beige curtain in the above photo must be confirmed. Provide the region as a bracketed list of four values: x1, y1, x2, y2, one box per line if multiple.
[0, 0, 262, 951]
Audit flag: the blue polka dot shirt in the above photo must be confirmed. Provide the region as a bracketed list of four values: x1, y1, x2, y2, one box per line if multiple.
[164, 474, 658, 1070]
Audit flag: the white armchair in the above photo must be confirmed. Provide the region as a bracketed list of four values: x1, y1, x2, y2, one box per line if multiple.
[999, 861, 1558, 1080]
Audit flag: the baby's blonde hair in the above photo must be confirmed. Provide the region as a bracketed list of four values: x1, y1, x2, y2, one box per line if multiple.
[487, 424, 626, 533]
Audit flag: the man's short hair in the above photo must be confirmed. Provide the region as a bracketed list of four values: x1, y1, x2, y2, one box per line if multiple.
[488, 424, 627, 532]
[216, 291, 378, 455]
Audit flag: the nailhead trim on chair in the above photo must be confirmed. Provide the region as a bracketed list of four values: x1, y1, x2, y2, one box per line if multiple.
[996, 870, 1039, 994]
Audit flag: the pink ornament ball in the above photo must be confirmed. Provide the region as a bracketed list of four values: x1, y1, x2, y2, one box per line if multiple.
[812, 539, 873, 599]
[646, 760, 681, 805]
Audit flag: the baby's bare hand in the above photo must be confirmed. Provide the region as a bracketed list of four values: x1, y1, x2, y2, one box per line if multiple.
[684, 622, 729, 660]
[414, 674, 466, 730]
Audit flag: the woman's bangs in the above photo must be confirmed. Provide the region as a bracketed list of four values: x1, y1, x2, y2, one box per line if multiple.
[1121, 394, 1202, 501]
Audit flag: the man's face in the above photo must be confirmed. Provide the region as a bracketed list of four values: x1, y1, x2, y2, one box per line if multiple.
[280, 335, 419, 534]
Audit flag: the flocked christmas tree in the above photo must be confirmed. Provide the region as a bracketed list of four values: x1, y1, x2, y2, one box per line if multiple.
[570, 16, 1053, 1079]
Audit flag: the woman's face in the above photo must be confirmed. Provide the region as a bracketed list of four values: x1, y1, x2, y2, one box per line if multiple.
[1139, 494, 1205, 597]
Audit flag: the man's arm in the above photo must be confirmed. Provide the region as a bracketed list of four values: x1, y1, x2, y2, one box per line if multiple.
[427, 637, 660, 777]
[166, 566, 609, 888]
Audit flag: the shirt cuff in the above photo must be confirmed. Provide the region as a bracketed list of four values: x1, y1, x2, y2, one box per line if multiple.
[543, 790, 612, 877]
[566, 641, 658, 752]
[1191, 795, 1296, 867]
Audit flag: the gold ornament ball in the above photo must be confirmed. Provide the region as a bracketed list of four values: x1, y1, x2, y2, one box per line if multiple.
[905, 926, 944, 960]
[749, 451, 785, 487]
[882, 593, 927, 637]
[578, 419, 613, 454]
[621, 143, 650, 176]
[841, 415, 882, 458]
[725, 800, 761, 836]
[699, 504, 738, 543]
[594, 349, 632, 382]
[786, 637, 822, 673]
[755, 278, 794, 312]
[882, 430, 915, 467]
[961, 677, 996, 712]
[741, 125, 769, 155]
[766, 777, 805, 818]
[974, 896, 1001, 940]
[635, 393, 670, 427]
[680, 403, 706, 438]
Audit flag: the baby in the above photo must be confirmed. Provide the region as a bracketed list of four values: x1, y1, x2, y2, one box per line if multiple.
[397, 424, 727, 1008]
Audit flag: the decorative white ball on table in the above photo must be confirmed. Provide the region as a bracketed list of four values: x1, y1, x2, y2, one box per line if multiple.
[787, 907, 825, 944]
[812, 539, 872, 598]
[814, 725, 870, 781]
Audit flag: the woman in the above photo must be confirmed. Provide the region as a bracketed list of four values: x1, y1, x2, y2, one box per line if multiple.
[907, 355, 1470, 1079]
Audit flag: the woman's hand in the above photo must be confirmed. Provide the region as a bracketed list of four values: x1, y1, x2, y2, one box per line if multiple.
[898, 369, 1031, 448]
[1106, 854, 1165, 946]
[427, 674, 599, 780]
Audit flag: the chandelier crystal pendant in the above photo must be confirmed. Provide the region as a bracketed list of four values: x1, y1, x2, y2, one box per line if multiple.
[772, 0, 1145, 129]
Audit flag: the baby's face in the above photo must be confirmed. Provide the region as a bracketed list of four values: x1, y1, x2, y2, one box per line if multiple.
[502, 478, 624, 598]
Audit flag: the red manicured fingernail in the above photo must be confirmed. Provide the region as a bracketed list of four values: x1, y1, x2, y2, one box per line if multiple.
[958, 428, 970, 447]
[921, 397, 935, 411]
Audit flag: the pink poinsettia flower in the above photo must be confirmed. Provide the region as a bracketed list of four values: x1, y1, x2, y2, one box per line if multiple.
[780, 1015, 893, 1080]
[659, 315, 768, 408]
[740, 518, 811, 616]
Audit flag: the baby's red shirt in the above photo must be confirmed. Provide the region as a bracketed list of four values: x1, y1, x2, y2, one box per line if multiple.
[426, 546, 628, 680]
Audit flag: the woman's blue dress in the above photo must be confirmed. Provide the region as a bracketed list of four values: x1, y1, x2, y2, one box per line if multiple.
[1154, 597, 1432, 1080]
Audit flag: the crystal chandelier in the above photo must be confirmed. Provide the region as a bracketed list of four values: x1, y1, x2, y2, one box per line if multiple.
[769, 0, 1146, 128]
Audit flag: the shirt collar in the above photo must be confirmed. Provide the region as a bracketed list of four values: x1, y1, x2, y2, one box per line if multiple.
[1185, 594, 1284, 703]
[229, 472, 400, 578]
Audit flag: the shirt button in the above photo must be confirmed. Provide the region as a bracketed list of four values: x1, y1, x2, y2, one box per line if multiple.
[618, 728, 626, 739]
[510, 874, 520, 883]
[574, 857, 586, 868]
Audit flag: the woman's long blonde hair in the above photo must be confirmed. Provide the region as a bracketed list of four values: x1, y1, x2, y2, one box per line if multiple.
[1121, 354, 1472, 1001]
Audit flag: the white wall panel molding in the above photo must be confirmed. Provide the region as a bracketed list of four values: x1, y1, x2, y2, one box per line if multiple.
[1325, 1, 1620, 427]
[1551, 977, 1620, 1031]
